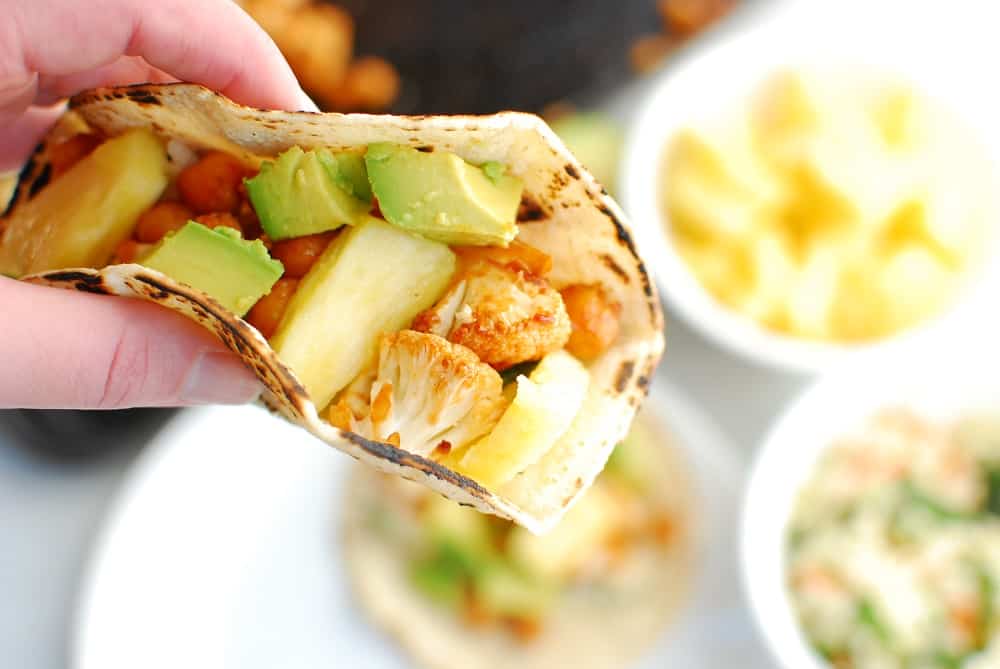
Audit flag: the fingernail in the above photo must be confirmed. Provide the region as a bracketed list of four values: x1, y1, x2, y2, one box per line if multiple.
[180, 352, 263, 405]
[297, 87, 320, 113]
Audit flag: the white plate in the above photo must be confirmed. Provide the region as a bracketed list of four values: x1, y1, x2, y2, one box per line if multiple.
[72, 378, 769, 669]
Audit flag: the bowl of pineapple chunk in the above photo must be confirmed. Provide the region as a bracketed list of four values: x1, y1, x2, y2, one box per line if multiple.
[622, 1, 1000, 373]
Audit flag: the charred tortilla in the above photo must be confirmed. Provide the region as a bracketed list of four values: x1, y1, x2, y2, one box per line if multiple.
[2, 84, 664, 533]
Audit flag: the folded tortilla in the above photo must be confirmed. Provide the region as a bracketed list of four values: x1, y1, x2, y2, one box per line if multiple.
[3, 84, 664, 533]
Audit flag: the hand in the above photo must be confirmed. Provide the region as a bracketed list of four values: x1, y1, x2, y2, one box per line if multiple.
[0, 0, 312, 409]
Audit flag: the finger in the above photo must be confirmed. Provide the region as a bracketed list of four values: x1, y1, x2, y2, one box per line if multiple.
[6, 0, 313, 111]
[0, 103, 66, 172]
[0, 55, 167, 170]
[33, 56, 176, 106]
[0, 279, 262, 410]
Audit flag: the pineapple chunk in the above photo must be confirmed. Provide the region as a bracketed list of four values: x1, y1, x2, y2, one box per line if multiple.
[0, 129, 168, 277]
[455, 350, 588, 488]
[270, 216, 455, 409]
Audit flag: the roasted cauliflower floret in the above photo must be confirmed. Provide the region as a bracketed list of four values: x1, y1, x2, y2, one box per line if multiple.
[328, 330, 506, 457]
[412, 256, 571, 370]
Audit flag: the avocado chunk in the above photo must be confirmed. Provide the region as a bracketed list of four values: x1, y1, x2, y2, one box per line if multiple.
[140, 222, 283, 316]
[328, 150, 373, 202]
[409, 542, 477, 607]
[0, 128, 168, 277]
[364, 143, 522, 246]
[245, 146, 371, 241]
[269, 215, 455, 409]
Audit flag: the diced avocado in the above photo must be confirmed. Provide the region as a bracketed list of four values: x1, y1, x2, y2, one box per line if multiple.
[245, 146, 371, 241]
[140, 222, 283, 316]
[364, 143, 522, 246]
[475, 562, 553, 618]
[0, 129, 168, 277]
[270, 215, 455, 409]
[409, 543, 472, 606]
[550, 112, 623, 195]
[327, 150, 373, 202]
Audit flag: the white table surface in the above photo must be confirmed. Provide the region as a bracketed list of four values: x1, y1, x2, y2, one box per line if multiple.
[0, 7, 802, 664]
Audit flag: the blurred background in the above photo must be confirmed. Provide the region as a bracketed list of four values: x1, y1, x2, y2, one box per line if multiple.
[5, 1, 1000, 668]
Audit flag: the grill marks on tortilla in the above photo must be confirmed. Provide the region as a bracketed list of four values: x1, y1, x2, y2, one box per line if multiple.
[517, 196, 547, 222]
[595, 203, 659, 322]
[600, 254, 630, 285]
[43, 270, 109, 294]
[100, 271, 314, 421]
[342, 431, 492, 497]
[614, 360, 636, 394]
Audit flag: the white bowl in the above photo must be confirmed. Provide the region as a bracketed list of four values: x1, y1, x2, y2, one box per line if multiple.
[741, 332, 1000, 669]
[620, 0, 1000, 374]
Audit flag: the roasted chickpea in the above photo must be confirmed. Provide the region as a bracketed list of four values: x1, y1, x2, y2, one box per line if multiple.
[236, 198, 264, 239]
[278, 5, 354, 96]
[560, 284, 622, 361]
[177, 151, 249, 213]
[245, 278, 298, 338]
[111, 239, 153, 264]
[658, 0, 734, 36]
[193, 212, 243, 234]
[49, 134, 104, 179]
[270, 232, 334, 277]
[455, 239, 552, 277]
[322, 56, 401, 112]
[504, 617, 542, 643]
[134, 201, 194, 243]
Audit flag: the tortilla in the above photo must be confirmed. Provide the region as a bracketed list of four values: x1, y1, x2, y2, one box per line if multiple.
[3, 83, 664, 533]
[342, 410, 693, 669]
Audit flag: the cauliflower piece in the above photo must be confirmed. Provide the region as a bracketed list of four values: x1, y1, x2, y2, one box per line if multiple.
[328, 330, 506, 457]
[412, 257, 571, 370]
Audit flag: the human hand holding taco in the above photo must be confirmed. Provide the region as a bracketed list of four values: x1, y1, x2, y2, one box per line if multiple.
[0, 0, 314, 409]
[1, 2, 663, 532]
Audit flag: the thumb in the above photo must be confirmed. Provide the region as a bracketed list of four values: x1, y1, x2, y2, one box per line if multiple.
[1, 278, 262, 409]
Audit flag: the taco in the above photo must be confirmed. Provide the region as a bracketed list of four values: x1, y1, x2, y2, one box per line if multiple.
[0, 83, 663, 532]
[342, 410, 693, 669]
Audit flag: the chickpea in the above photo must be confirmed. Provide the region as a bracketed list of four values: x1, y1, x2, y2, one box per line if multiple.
[50, 134, 103, 179]
[505, 617, 542, 643]
[658, 0, 734, 36]
[270, 232, 334, 277]
[455, 240, 552, 277]
[134, 201, 194, 243]
[322, 56, 401, 112]
[177, 151, 249, 214]
[236, 198, 264, 239]
[560, 284, 622, 361]
[245, 278, 298, 338]
[112, 239, 153, 264]
[193, 212, 243, 235]
[279, 5, 354, 96]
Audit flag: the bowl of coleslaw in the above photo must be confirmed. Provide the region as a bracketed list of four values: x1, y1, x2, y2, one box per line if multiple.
[742, 334, 1000, 669]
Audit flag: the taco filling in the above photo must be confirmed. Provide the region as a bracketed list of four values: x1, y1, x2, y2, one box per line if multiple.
[343, 414, 692, 669]
[0, 124, 623, 488]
